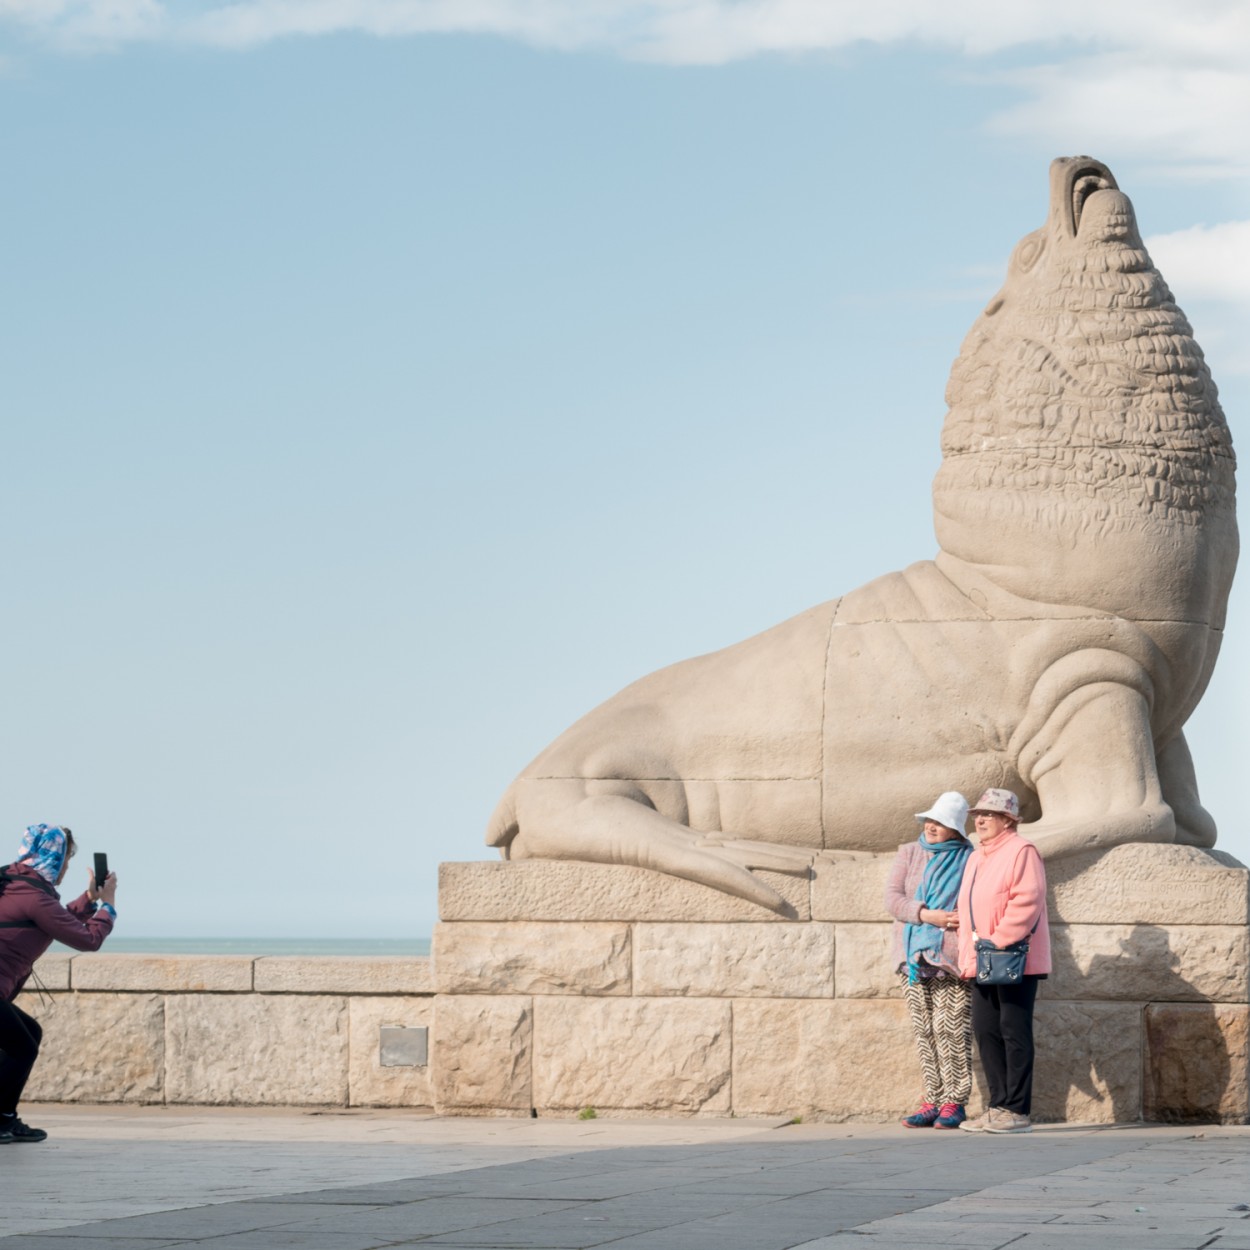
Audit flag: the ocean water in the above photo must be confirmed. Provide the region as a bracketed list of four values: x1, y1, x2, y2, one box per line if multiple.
[53, 937, 431, 957]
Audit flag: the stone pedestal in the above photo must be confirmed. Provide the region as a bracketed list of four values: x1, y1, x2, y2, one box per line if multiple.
[431, 845, 1250, 1123]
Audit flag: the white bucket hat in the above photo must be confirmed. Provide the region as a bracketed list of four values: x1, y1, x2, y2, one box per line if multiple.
[914, 791, 969, 835]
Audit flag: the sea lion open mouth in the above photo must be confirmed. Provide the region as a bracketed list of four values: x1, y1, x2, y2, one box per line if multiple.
[1060, 158, 1118, 237]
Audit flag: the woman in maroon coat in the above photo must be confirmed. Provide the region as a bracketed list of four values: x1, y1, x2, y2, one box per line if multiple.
[0, 824, 116, 1143]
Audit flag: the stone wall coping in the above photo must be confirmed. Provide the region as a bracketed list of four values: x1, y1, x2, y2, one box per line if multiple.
[441, 844, 1250, 926]
[254, 956, 433, 995]
[34, 953, 433, 995]
[439, 860, 812, 923]
[27, 950, 72, 991]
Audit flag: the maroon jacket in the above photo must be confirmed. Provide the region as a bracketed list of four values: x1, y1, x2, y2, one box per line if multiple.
[0, 863, 114, 1001]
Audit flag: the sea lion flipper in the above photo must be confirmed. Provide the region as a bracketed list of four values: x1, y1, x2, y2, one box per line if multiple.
[1015, 663, 1177, 856]
[1157, 731, 1218, 849]
[693, 837, 815, 875]
[505, 782, 793, 914]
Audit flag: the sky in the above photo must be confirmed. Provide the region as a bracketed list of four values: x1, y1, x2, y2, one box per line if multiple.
[1, 1, 1247, 938]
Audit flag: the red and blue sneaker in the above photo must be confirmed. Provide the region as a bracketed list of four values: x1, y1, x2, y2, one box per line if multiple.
[933, 1102, 967, 1130]
[901, 1102, 940, 1128]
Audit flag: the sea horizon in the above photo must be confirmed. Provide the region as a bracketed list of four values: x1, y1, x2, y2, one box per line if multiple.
[53, 936, 432, 957]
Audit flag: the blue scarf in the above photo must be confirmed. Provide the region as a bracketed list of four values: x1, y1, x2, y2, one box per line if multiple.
[14, 824, 70, 886]
[904, 833, 972, 981]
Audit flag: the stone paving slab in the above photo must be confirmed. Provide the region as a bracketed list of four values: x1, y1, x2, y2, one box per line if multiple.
[0, 1109, 1246, 1249]
[0, 1105, 781, 1237]
[797, 1131, 1250, 1250]
[0, 1242, 189, 1250]
[275, 1197, 593, 1242]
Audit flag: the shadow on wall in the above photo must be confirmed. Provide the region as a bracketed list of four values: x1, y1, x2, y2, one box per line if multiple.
[1039, 925, 1235, 1124]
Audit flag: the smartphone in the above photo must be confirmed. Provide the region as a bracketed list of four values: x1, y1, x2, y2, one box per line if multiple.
[93, 852, 109, 890]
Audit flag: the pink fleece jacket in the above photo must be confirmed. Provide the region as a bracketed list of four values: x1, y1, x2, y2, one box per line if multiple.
[956, 830, 1051, 978]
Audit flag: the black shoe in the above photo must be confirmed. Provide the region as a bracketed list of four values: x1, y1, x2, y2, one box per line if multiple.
[0, 1116, 47, 1143]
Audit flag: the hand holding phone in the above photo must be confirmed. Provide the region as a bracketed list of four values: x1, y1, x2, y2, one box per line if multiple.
[93, 852, 109, 896]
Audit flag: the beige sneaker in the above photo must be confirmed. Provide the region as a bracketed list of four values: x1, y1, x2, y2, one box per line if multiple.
[958, 1107, 1001, 1133]
[985, 1111, 1032, 1134]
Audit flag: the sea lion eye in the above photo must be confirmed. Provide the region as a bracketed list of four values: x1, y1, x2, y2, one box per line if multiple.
[1013, 234, 1045, 272]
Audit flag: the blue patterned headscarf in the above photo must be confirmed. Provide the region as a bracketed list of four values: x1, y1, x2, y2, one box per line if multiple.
[15, 824, 71, 885]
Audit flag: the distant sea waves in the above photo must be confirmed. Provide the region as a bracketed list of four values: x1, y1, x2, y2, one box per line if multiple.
[53, 937, 432, 956]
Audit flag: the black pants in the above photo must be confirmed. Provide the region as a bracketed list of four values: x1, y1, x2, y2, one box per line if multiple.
[971, 976, 1039, 1115]
[0, 998, 42, 1116]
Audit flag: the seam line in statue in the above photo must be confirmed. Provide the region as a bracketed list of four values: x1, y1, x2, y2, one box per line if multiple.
[820, 598, 840, 852]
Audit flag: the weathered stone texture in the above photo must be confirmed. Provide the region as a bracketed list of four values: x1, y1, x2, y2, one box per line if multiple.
[164, 995, 348, 1105]
[17, 992, 163, 1103]
[348, 996, 433, 1108]
[730, 998, 917, 1119]
[255, 957, 432, 995]
[1046, 924, 1249, 1002]
[439, 860, 810, 923]
[1144, 1003, 1249, 1123]
[532, 998, 731, 1113]
[31, 952, 72, 991]
[1047, 845, 1249, 925]
[1032, 1002, 1142, 1123]
[811, 854, 892, 923]
[71, 954, 254, 993]
[834, 924, 901, 998]
[434, 922, 630, 995]
[433, 995, 532, 1113]
[633, 923, 833, 998]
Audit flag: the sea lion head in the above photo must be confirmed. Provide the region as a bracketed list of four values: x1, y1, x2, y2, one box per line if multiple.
[933, 156, 1237, 626]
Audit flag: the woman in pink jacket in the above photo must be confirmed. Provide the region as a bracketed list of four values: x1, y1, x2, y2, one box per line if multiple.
[956, 789, 1051, 1135]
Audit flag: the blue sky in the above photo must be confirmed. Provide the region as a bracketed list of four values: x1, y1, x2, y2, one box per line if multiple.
[1, 3, 1247, 936]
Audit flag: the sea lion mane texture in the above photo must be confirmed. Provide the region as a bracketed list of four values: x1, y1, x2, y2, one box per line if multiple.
[486, 156, 1238, 913]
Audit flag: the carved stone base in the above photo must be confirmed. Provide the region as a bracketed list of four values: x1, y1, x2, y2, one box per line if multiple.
[432, 845, 1250, 1123]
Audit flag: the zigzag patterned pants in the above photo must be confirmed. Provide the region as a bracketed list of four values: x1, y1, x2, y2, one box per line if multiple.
[900, 971, 973, 1105]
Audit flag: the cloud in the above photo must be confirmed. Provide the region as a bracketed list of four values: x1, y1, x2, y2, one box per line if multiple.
[985, 52, 1250, 178]
[0, 0, 166, 48]
[4, 0, 1244, 58]
[1145, 220, 1250, 305]
[2, 2, 1248, 179]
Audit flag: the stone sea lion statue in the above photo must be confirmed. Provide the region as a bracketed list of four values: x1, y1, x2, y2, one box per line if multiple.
[487, 156, 1238, 912]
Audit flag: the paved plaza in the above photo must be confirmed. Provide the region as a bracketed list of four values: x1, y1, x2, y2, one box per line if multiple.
[0, 1106, 1247, 1249]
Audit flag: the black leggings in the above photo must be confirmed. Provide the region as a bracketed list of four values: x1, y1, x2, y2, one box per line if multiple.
[0, 998, 43, 1115]
[971, 976, 1039, 1116]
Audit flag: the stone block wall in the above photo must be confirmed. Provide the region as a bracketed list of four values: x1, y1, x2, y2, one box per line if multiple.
[19, 956, 434, 1107]
[431, 844, 1250, 1123]
[21, 844, 1247, 1122]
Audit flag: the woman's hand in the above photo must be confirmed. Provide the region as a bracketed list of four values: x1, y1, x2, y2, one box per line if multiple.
[98, 873, 118, 907]
[920, 908, 959, 930]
